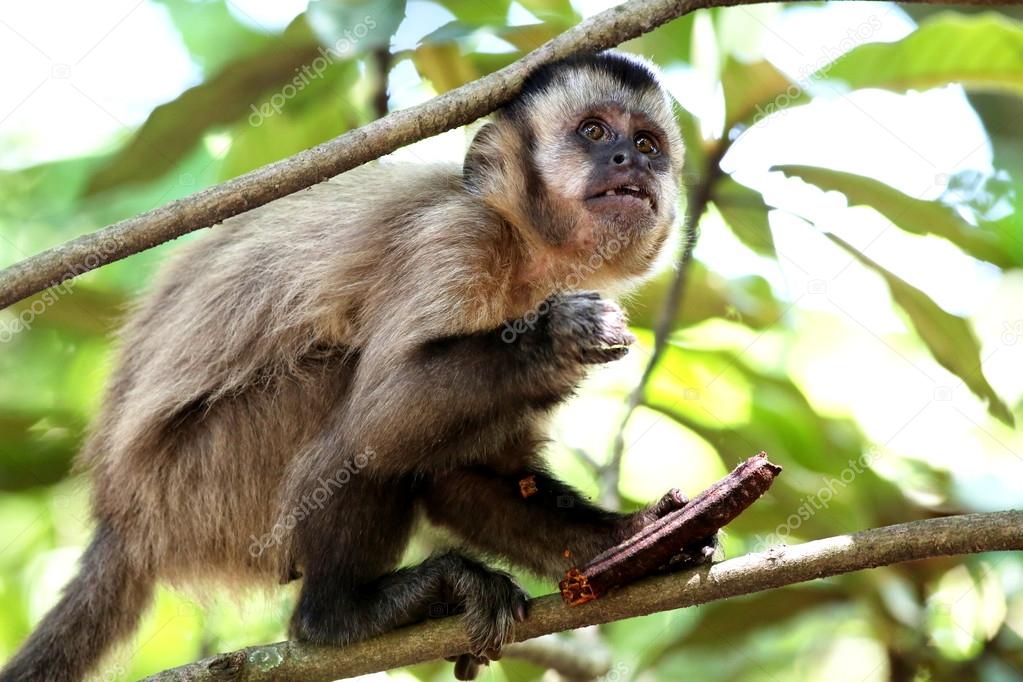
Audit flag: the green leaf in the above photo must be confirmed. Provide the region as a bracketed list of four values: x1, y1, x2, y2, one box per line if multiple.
[419, 20, 563, 53]
[307, 0, 407, 53]
[516, 0, 578, 24]
[0, 409, 83, 491]
[674, 99, 706, 175]
[219, 108, 325, 183]
[152, 0, 275, 76]
[822, 13, 1023, 96]
[675, 586, 847, 648]
[721, 58, 804, 133]
[715, 4, 781, 64]
[434, 0, 509, 25]
[773, 164, 1019, 268]
[712, 176, 776, 257]
[85, 19, 326, 195]
[495, 22, 565, 52]
[418, 20, 480, 45]
[826, 233, 1014, 426]
[625, 260, 783, 331]
[641, 342, 916, 538]
[218, 61, 362, 181]
[9, 285, 126, 337]
[413, 41, 481, 92]
[621, 13, 697, 67]
[967, 92, 1023, 170]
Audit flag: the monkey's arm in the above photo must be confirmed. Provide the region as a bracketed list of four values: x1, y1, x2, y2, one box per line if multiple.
[423, 466, 692, 578]
[286, 292, 630, 487]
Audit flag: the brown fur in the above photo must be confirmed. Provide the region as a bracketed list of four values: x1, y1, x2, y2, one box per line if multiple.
[2, 51, 689, 682]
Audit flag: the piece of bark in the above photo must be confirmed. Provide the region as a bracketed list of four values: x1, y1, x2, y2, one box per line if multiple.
[561, 452, 781, 605]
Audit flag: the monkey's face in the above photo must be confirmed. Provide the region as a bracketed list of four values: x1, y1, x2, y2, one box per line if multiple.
[467, 53, 684, 287]
[571, 105, 674, 226]
[511, 55, 684, 281]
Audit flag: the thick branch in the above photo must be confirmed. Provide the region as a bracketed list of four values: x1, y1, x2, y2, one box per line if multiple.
[0, 0, 1007, 311]
[498, 635, 612, 680]
[144, 511, 1023, 681]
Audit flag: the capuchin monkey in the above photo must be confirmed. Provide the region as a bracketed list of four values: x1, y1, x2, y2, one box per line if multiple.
[2, 51, 714, 682]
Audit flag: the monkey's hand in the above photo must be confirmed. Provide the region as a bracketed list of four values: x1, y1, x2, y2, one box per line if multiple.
[625, 488, 719, 570]
[545, 292, 635, 364]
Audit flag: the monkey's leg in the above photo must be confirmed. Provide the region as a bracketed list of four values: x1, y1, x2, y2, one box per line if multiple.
[293, 552, 528, 655]
[289, 476, 528, 663]
[424, 466, 714, 579]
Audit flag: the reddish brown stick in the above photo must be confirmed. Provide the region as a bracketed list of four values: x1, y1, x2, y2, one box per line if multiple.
[561, 452, 781, 605]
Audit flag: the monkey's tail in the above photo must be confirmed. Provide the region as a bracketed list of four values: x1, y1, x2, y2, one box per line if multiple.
[0, 521, 154, 682]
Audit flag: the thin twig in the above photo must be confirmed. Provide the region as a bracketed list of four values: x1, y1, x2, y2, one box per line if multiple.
[502, 634, 612, 681]
[603, 141, 729, 503]
[370, 47, 391, 120]
[144, 511, 1023, 681]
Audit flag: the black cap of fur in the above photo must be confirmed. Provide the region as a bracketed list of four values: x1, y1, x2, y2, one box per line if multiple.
[509, 51, 661, 115]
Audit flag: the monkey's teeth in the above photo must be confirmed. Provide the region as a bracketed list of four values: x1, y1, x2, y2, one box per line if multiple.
[598, 186, 648, 200]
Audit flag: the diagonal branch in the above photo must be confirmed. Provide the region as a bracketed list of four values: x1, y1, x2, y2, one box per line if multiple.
[143, 511, 1023, 681]
[0, 0, 1007, 311]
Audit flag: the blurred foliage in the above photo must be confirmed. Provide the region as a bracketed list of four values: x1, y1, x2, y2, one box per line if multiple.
[1, 2, 1022, 681]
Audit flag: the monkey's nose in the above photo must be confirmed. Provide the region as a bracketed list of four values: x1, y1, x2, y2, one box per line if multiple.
[612, 152, 627, 165]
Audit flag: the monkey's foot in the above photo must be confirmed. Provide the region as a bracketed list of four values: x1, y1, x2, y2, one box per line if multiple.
[653, 489, 719, 570]
[444, 564, 530, 680]
[546, 292, 635, 364]
[662, 532, 719, 571]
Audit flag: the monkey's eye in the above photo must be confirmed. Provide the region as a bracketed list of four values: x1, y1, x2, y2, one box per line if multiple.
[634, 133, 659, 155]
[578, 120, 609, 142]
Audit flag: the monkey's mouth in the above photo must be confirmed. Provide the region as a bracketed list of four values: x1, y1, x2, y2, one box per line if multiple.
[586, 184, 655, 211]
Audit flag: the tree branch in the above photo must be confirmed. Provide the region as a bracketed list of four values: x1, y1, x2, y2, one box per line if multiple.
[498, 634, 612, 681]
[143, 511, 1023, 681]
[0, 0, 1007, 311]
[370, 47, 391, 121]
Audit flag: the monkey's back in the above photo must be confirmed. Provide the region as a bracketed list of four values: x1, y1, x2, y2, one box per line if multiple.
[82, 161, 494, 585]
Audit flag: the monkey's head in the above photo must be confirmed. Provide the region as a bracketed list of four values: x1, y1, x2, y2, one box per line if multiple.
[465, 51, 684, 288]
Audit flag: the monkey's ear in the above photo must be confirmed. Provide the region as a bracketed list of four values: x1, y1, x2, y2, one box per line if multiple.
[463, 122, 500, 194]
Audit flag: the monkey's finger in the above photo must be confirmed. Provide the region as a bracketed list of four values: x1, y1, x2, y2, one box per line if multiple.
[650, 488, 688, 517]
[513, 593, 529, 623]
[484, 646, 504, 661]
[453, 654, 481, 680]
[659, 533, 720, 573]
